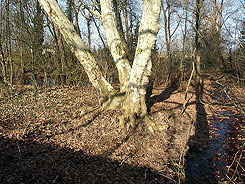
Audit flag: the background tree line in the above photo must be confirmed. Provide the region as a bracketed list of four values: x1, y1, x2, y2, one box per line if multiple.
[0, 0, 244, 92]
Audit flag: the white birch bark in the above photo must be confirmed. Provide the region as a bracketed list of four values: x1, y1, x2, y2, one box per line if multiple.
[100, 0, 131, 92]
[38, 0, 115, 98]
[126, 0, 161, 116]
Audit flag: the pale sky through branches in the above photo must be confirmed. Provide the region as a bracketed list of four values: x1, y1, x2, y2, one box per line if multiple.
[48, 0, 243, 51]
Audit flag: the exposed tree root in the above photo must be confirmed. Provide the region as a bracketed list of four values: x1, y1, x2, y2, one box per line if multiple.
[100, 92, 169, 132]
[119, 112, 169, 132]
[119, 113, 137, 129]
[144, 114, 169, 132]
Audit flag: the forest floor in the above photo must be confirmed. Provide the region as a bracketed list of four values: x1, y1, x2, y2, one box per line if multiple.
[0, 78, 244, 184]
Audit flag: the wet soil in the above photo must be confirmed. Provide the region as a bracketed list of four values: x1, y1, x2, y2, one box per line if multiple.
[185, 80, 245, 183]
[0, 79, 244, 183]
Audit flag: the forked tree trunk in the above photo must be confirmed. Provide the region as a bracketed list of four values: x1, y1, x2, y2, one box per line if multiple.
[120, 0, 162, 127]
[39, 0, 165, 130]
[38, 0, 116, 100]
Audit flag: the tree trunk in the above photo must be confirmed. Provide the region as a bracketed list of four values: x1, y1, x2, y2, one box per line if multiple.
[56, 29, 66, 85]
[0, 0, 7, 84]
[120, 0, 162, 128]
[38, 0, 116, 100]
[122, 1, 135, 63]
[31, 48, 38, 95]
[6, 0, 13, 85]
[19, 0, 25, 85]
[93, 17, 106, 48]
[162, 1, 172, 85]
[162, 3, 170, 56]
[195, 0, 202, 90]
[73, 0, 81, 36]
[112, 0, 132, 62]
[216, 0, 224, 68]
[87, 14, 91, 50]
[101, 0, 131, 92]
[40, 0, 167, 131]
[180, 5, 188, 80]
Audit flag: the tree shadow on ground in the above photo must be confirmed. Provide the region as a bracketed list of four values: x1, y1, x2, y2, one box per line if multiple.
[184, 78, 217, 184]
[0, 135, 170, 184]
[147, 77, 180, 112]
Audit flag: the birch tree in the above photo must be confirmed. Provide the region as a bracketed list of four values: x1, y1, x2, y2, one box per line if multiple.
[38, 0, 166, 130]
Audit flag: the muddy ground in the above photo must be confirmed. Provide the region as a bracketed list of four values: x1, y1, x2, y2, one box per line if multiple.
[0, 78, 244, 183]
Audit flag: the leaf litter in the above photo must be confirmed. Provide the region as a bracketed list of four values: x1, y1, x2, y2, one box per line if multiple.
[0, 80, 244, 183]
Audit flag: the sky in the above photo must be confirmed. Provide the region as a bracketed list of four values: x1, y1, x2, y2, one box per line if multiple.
[54, 0, 244, 51]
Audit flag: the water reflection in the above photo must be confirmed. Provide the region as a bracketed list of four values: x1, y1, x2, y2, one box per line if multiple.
[185, 80, 233, 183]
[186, 111, 232, 183]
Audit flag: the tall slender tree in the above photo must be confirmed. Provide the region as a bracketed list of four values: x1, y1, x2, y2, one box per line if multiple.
[0, 0, 7, 84]
[195, 0, 203, 89]
[6, 0, 13, 84]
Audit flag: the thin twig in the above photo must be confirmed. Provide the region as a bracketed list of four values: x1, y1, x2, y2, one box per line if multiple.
[180, 58, 195, 115]
[158, 172, 178, 184]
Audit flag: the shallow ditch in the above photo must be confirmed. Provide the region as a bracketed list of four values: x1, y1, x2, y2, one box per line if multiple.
[186, 111, 233, 183]
[185, 84, 242, 183]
